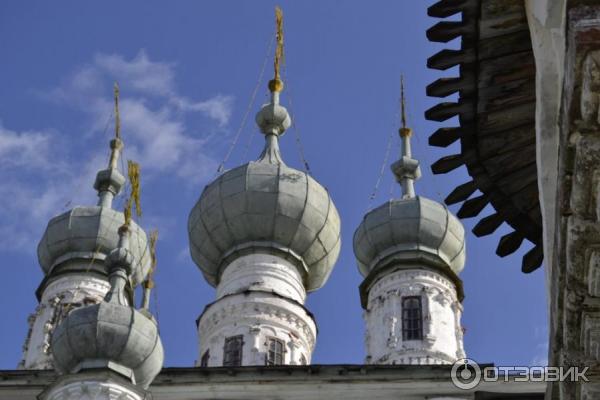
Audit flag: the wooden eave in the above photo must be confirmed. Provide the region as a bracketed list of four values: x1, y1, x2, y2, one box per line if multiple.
[425, 0, 543, 273]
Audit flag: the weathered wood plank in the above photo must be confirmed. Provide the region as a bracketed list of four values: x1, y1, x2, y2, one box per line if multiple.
[478, 30, 532, 61]
[429, 127, 463, 147]
[480, 146, 536, 180]
[477, 51, 535, 89]
[431, 154, 464, 174]
[477, 124, 536, 157]
[427, 21, 472, 43]
[492, 162, 538, 195]
[472, 212, 504, 237]
[428, 0, 474, 18]
[479, 12, 528, 40]
[480, 0, 525, 20]
[522, 244, 543, 272]
[477, 102, 535, 134]
[496, 230, 525, 257]
[477, 79, 536, 113]
[457, 194, 490, 218]
[425, 101, 474, 122]
[445, 180, 478, 204]
[427, 75, 476, 98]
[428, 49, 476, 70]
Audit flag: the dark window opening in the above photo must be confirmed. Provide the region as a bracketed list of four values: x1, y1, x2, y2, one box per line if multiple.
[402, 296, 423, 341]
[200, 349, 210, 367]
[223, 335, 244, 366]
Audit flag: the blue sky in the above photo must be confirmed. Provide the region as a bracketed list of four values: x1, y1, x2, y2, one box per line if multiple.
[0, 1, 547, 368]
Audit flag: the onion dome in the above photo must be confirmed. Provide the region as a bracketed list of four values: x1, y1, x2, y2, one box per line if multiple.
[354, 196, 465, 277]
[353, 80, 465, 297]
[188, 82, 341, 292]
[37, 135, 151, 287]
[51, 227, 163, 389]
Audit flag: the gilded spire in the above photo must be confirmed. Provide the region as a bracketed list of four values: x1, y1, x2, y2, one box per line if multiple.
[400, 76, 410, 137]
[268, 6, 285, 93]
[108, 82, 124, 170]
[391, 75, 421, 198]
[255, 7, 291, 163]
[123, 160, 141, 228]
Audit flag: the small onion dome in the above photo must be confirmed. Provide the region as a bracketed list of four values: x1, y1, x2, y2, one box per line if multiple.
[353, 196, 465, 278]
[51, 301, 163, 389]
[188, 94, 341, 292]
[37, 206, 151, 286]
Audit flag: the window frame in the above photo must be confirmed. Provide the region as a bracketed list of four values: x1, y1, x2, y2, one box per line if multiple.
[223, 335, 244, 366]
[402, 296, 423, 341]
[265, 337, 285, 366]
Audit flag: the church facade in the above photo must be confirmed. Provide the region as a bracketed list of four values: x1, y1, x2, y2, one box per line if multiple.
[2, 1, 599, 399]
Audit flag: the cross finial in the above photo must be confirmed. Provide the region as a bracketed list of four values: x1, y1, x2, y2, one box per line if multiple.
[399, 75, 411, 138]
[268, 6, 285, 93]
[391, 75, 421, 198]
[94, 83, 125, 207]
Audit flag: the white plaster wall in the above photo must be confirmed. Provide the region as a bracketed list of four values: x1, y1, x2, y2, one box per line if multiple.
[524, 0, 567, 297]
[198, 254, 315, 367]
[217, 254, 306, 303]
[364, 267, 464, 365]
[197, 292, 315, 366]
[40, 379, 143, 400]
[20, 272, 111, 370]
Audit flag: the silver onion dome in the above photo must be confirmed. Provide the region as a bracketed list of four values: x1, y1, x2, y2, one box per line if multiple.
[37, 207, 151, 286]
[51, 228, 163, 389]
[37, 138, 151, 287]
[354, 196, 465, 277]
[353, 93, 466, 281]
[188, 87, 341, 292]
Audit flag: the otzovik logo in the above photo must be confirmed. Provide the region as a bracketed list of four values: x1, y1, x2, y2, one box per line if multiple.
[450, 358, 589, 390]
[451, 358, 482, 389]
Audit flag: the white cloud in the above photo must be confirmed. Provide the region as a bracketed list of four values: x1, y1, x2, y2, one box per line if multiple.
[0, 124, 54, 169]
[44, 50, 233, 173]
[93, 50, 176, 97]
[0, 50, 233, 252]
[173, 95, 234, 127]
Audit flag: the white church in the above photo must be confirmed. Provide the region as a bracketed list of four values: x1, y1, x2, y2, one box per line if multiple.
[1, 0, 599, 399]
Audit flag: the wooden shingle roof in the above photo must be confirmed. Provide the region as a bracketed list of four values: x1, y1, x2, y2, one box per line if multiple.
[425, 0, 544, 273]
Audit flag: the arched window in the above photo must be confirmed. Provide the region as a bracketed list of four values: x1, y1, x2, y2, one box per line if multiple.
[265, 337, 285, 366]
[223, 335, 244, 366]
[402, 296, 423, 341]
